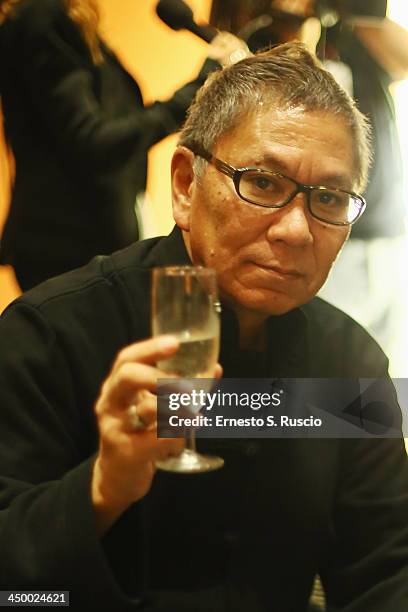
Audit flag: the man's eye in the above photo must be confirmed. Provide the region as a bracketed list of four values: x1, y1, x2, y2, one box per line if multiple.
[317, 191, 343, 206]
[249, 175, 278, 191]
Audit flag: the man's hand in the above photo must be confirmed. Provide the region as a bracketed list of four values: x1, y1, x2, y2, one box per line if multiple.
[207, 31, 251, 67]
[91, 335, 184, 536]
[271, 0, 314, 18]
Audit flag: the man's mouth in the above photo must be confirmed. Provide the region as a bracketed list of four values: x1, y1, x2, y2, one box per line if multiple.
[253, 262, 304, 279]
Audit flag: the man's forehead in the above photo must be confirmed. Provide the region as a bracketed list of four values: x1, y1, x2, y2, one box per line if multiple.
[212, 107, 355, 185]
[216, 106, 352, 146]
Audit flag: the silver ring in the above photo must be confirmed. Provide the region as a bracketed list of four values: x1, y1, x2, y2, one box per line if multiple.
[127, 404, 147, 431]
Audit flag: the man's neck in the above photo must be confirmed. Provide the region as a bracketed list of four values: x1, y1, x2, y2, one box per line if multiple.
[235, 309, 268, 351]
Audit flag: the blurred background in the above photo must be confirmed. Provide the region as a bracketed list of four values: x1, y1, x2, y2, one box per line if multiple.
[0, 0, 407, 376]
[0, 0, 213, 307]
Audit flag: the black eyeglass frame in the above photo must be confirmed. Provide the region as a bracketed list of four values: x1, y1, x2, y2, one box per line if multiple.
[188, 145, 366, 227]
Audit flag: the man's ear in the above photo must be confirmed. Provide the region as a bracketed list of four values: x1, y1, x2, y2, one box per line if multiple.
[171, 146, 196, 231]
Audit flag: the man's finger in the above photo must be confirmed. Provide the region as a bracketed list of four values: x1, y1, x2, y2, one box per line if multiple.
[98, 362, 159, 412]
[214, 363, 223, 379]
[113, 335, 179, 371]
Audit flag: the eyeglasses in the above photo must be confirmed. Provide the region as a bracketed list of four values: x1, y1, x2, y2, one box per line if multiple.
[188, 145, 366, 227]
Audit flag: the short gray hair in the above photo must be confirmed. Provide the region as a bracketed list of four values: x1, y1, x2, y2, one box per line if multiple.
[179, 42, 371, 191]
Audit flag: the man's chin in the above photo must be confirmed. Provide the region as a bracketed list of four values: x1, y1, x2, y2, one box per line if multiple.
[224, 289, 309, 318]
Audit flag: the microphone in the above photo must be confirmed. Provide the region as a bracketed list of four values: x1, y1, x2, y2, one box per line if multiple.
[156, 0, 217, 43]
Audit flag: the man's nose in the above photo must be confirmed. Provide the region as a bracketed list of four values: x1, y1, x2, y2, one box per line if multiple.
[265, 194, 313, 247]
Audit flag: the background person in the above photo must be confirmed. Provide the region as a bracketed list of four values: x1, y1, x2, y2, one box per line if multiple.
[0, 43, 406, 610]
[210, 0, 408, 372]
[0, 0, 247, 290]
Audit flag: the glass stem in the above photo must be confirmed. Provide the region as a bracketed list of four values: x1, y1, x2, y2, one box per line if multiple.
[185, 426, 197, 453]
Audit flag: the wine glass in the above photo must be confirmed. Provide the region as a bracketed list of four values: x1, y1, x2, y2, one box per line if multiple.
[151, 266, 224, 473]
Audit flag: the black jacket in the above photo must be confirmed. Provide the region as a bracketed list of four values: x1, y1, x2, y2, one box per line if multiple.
[0, 227, 407, 611]
[0, 0, 217, 286]
[333, 26, 404, 240]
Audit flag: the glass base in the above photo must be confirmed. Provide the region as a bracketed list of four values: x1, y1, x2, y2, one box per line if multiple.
[156, 449, 224, 474]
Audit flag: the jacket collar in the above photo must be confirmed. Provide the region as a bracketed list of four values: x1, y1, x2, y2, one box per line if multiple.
[147, 225, 191, 268]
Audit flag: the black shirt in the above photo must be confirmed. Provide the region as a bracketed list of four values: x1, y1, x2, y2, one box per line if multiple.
[0, 227, 407, 610]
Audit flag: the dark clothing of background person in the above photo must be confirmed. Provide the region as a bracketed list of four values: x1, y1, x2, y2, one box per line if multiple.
[0, 0, 217, 290]
[317, 22, 406, 350]
[327, 24, 404, 240]
[0, 226, 407, 611]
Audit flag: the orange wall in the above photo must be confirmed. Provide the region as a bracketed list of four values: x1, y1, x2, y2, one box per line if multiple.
[98, 0, 212, 235]
[0, 0, 212, 310]
[0, 107, 19, 311]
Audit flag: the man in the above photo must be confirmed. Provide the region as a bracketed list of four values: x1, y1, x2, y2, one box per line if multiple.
[0, 43, 407, 611]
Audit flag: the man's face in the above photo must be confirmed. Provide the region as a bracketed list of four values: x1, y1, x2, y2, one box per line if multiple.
[174, 108, 354, 317]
